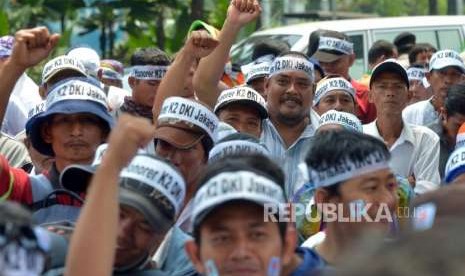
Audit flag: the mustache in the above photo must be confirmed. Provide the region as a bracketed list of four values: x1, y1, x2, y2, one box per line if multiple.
[280, 94, 302, 104]
[64, 139, 90, 147]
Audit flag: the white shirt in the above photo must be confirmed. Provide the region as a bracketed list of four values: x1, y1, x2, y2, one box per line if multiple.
[261, 118, 315, 199]
[363, 120, 440, 194]
[402, 97, 442, 135]
[1, 74, 41, 136]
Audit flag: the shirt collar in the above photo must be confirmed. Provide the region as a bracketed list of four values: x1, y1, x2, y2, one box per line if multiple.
[365, 119, 415, 145]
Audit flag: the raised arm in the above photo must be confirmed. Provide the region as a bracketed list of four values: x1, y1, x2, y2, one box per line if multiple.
[152, 30, 218, 125]
[193, 0, 261, 107]
[0, 27, 58, 126]
[65, 114, 156, 276]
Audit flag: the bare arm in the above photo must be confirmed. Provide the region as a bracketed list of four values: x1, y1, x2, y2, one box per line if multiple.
[0, 27, 58, 129]
[65, 114, 156, 276]
[193, 0, 261, 108]
[152, 31, 218, 126]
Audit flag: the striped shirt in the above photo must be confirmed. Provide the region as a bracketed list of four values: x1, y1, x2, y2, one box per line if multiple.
[261, 119, 315, 199]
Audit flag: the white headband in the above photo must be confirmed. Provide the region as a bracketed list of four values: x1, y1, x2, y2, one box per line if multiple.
[245, 62, 271, 83]
[407, 67, 426, 81]
[318, 37, 354, 55]
[208, 140, 269, 162]
[269, 56, 314, 80]
[27, 101, 46, 119]
[121, 155, 186, 216]
[317, 110, 362, 133]
[46, 80, 108, 110]
[192, 171, 285, 222]
[308, 152, 390, 188]
[130, 65, 168, 80]
[158, 97, 219, 141]
[214, 86, 266, 113]
[42, 56, 86, 83]
[313, 77, 355, 105]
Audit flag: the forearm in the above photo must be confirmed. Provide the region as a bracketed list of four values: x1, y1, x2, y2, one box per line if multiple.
[0, 59, 26, 126]
[193, 19, 242, 107]
[65, 161, 121, 276]
[152, 49, 196, 126]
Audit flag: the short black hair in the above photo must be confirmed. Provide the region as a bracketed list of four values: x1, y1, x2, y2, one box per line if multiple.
[445, 84, 465, 117]
[393, 32, 416, 54]
[408, 44, 428, 64]
[252, 39, 290, 60]
[193, 154, 286, 243]
[305, 131, 390, 193]
[130, 47, 171, 66]
[368, 40, 396, 65]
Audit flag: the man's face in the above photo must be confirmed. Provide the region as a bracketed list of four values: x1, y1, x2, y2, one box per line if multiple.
[415, 50, 429, 66]
[314, 90, 356, 115]
[218, 103, 262, 138]
[319, 169, 398, 235]
[42, 113, 106, 165]
[319, 55, 354, 78]
[249, 77, 267, 99]
[129, 77, 161, 107]
[427, 67, 463, 101]
[408, 80, 429, 104]
[155, 139, 206, 189]
[198, 202, 286, 276]
[369, 72, 409, 115]
[265, 70, 313, 126]
[114, 205, 165, 268]
[444, 113, 465, 145]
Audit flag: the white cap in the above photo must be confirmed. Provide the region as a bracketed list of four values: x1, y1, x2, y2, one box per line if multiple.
[428, 50, 465, 73]
[41, 55, 87, 84]
[67, 47, 101, 77]
[214, 86, 267, 119]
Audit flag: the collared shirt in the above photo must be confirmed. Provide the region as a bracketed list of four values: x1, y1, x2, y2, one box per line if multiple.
[261, 119, 315, 199]
[363, 120, 440, 194]
[402, 97, 442, 135]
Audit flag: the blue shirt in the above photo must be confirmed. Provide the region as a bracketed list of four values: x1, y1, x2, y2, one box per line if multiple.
[290, 247, 326, 276]
[261, 119, 315, 199]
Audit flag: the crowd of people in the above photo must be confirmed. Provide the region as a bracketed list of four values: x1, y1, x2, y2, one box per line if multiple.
[1, 0, 465, 275]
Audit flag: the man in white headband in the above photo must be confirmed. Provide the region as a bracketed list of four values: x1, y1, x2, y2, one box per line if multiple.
[214, 86, 267, 138]
[185, 154, 326, 276]
[118, 47, 170, 120]
[403, 49, 465, 135]
[364, 59, 440, 193]
[313, 75, 356, 116]
[312, 30, 376, 125]
[302, 130, 398, 265]
[406, 65, 430, 105]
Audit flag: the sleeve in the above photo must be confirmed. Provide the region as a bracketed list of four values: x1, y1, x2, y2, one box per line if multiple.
[0, 155, 33, 204]
[412, 130, 441, 194]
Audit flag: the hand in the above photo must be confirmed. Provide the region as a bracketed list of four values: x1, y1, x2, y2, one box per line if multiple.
[227, 0, 261, 26]
[9, 27, 59, 71]
[184, 30, 219, 59]
[103, 114, 156, 169]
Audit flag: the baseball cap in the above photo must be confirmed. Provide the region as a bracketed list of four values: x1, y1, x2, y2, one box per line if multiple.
[191, 170, 286, 229]
[155, 97, 219, 151]
[61, 149, 186, 231]
[428, 49, 465, 73]
[208, 132, 269, 162]
[317, 110, 362, 133]
[370, 59, 409, 89]
[214, 86, 267, 119]
[312, 30, 354, 63]
[0, 35, 14, 58]
[67, 47, 101, 78]
[188, 20, 220, 39]
[41, 55, 87, 84]
[313, 76, 355, 106]
[28, 77, 113, 156]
